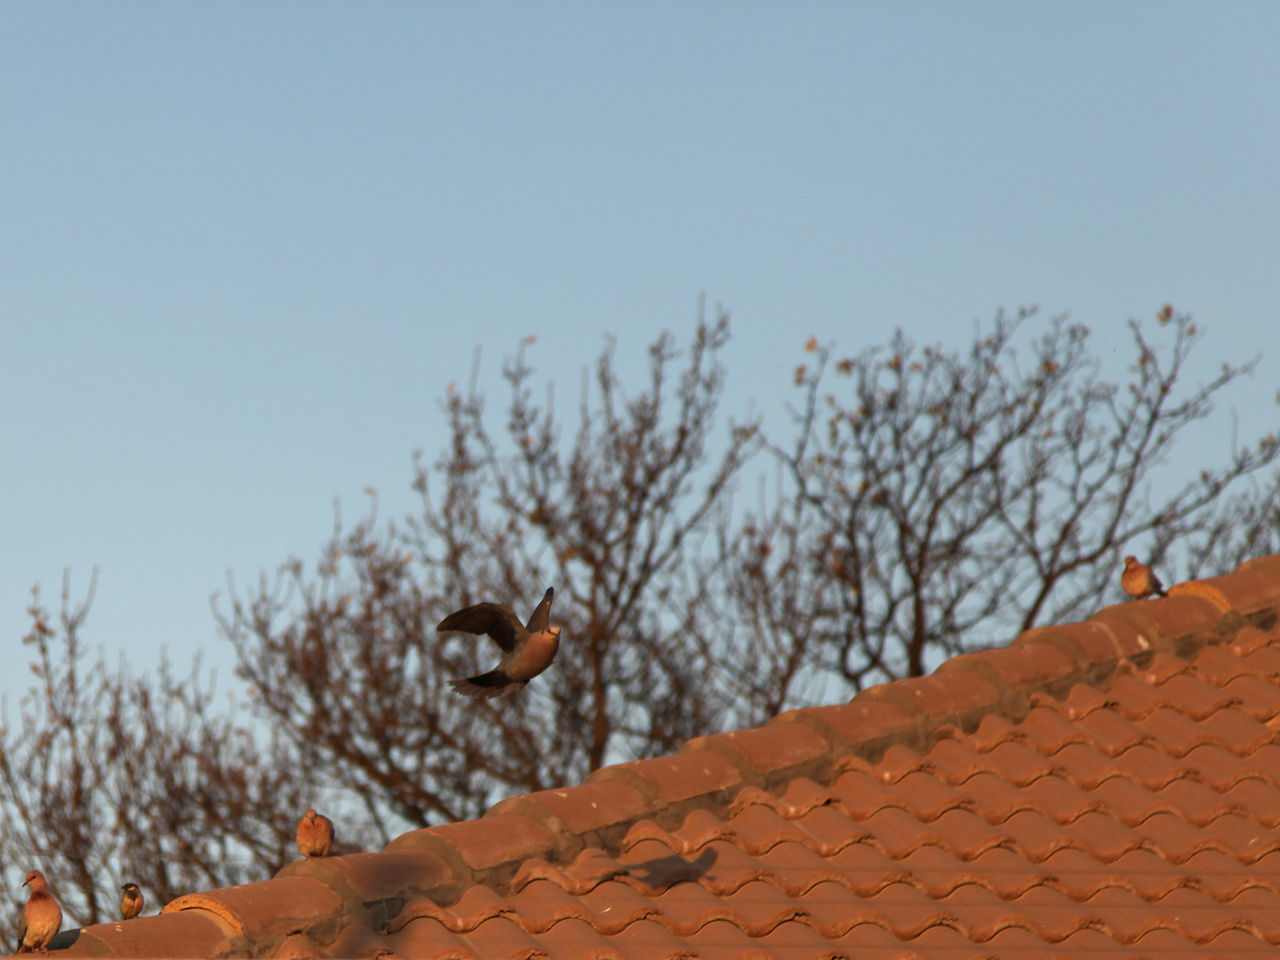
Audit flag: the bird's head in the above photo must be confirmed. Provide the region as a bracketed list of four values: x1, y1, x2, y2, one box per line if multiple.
[1123, 555, 1138, 568]
[23, 870, 44, 890]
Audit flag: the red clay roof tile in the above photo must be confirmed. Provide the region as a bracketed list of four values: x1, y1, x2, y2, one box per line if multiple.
[441, 915, 542, 957]
[1223, 672, 1280, 718]
[326, 919, 413, 958]
[868, 670, 1005, 731]
[587, 751, 744, 818]
[773, 697, 920, 756]
[488, 780, 654, 850]
[386, 813, 559, 876]
[1016, 620, 1148, 677]
[684, 721, 834, 788]
[1178, 566, 1280, 614]
[38, 553, 1280, 958]
[274, 931, 325, 958]
[58, 910, 233, 958]
[164, 875, 343, 940]
[278, 848, 458, 907]
[593, 916, 694, 957]
[945, 640, 1079, 699]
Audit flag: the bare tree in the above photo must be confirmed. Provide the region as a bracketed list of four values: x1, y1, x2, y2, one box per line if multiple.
[0, 572, 310, 926]
[216, 311, 761, 840]
[729, 308, 1280, 690]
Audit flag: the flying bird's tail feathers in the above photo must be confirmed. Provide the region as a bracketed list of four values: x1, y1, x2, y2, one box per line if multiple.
[449, 671, 522, 699]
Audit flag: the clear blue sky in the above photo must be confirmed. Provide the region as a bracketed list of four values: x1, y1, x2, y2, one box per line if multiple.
[3, 3, 1278, 705]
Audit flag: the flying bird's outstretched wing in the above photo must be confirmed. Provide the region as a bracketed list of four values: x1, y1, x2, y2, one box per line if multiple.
[525, 587, 555, 632]
[437, 603, 525, 653]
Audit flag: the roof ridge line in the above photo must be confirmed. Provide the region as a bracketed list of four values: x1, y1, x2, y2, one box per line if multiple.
[765, 556, 1280, 772]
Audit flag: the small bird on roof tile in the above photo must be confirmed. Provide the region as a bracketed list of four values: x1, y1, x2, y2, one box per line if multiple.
[17, 869, 61, 954]
[437, 587, 560, 698]
[1122, 556, 1167, 599]
[296, 808, 335, 858]
[120, 882, 143, 920]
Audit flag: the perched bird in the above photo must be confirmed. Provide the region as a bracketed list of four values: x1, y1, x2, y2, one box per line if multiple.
[120, 882, 144, 920]
[1122, 556, 1167, 599]
[437, 587, 560, 698]
[296, 808, 335, 858]
[17, 869, 61, 954]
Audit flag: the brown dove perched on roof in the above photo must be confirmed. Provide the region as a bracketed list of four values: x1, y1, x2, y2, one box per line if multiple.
[120, 883, 143, 920]
[1122, 556, 1167, 599]
[437, 586, 560, 698]
[296, 808, 334, 858]
[17, 869, 61, 954]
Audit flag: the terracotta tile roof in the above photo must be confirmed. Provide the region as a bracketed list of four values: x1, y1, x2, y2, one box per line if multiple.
[38, 554, 1280, 958]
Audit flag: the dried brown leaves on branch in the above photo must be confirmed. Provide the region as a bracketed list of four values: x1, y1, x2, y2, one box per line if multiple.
[3, 304, 1278, 922]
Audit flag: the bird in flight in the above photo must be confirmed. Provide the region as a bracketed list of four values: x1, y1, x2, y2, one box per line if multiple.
[1121, 556, 1167, 599]
[438, 586, 561, 698]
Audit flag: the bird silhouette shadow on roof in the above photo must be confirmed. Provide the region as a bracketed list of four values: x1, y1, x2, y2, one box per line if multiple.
[620, 847, 718, 890]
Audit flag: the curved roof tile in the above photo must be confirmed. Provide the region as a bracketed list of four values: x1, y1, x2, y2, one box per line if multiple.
[36, 553, 1280, 958]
